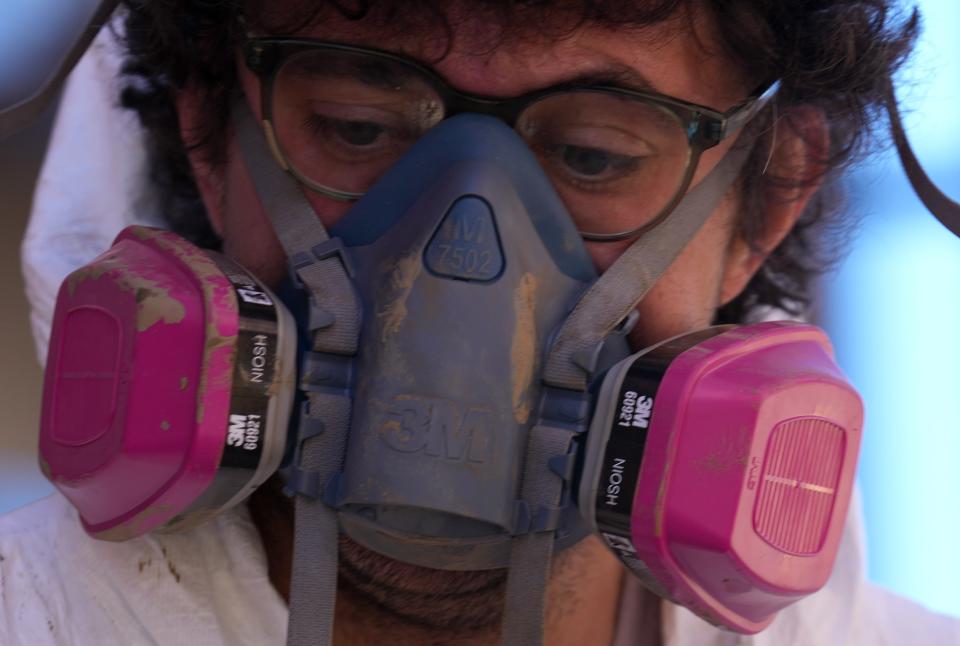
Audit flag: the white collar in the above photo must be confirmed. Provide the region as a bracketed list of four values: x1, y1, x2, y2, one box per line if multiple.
[21, 16, 160, 364]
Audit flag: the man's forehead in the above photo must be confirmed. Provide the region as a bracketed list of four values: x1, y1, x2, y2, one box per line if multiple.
[254, 0, 751, 108]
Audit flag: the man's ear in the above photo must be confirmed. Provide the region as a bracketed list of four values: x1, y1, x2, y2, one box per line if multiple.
[174, 85, 227, 237]
[719, 106, 829, 306]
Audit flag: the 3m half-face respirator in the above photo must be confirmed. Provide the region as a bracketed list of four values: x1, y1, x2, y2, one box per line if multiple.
[3, 4, 959, 646]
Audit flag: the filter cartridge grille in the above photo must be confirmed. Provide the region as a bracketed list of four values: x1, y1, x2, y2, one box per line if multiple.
[753, 417, 846, 555]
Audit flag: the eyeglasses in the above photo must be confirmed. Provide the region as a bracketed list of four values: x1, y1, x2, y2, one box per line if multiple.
[242, 38, 779, 241]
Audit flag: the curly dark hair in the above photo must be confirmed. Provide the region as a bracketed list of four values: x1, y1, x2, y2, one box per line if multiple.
[117, 0, 918, 323]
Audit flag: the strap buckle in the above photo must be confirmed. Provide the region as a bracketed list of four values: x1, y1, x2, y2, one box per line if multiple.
[283, 402, 325, 499]
[288, 237, 355, 289]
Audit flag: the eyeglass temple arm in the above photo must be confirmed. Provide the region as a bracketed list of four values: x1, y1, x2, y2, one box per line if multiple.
[885, 80, 960, 238]
[717, 80, 782, 142]
[724, 78, 958, 239]
[0, 0, 119, 141]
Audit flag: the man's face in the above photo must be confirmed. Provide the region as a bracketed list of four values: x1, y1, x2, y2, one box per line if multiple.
[188, 2, 763, 350]
[178, 0, 805, 635]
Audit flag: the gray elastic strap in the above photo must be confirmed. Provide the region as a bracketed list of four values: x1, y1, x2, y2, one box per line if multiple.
[234, 102, 361, 355]
[234, 103, 360, 646]
[501, 424, 576, 646]
[885, 82, 960, 238]
[287, 392, 352, 646]
[544, 139, 755, 390]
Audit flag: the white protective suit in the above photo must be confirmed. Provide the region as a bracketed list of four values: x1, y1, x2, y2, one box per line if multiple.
[2, 21, 959, 646]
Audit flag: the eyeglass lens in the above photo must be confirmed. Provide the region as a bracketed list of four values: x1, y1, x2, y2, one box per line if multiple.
[270, 47, 694, 237]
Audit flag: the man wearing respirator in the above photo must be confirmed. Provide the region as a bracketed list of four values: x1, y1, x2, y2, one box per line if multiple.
[1, 1, 959, 645]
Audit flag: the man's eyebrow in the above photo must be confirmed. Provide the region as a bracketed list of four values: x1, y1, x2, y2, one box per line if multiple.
[556, 64, 657, 93]
[290, 56, 414, 89]
[289, 53, 659, 95]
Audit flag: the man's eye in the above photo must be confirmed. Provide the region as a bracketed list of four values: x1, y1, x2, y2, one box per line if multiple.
[552, 144, 643, 183]
[309, 115, 388, 148]
[333, 119, 385, 147]
[561, 145, 637, 177]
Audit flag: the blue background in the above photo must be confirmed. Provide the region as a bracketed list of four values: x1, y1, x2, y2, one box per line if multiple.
[820, 0, 960, 618]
